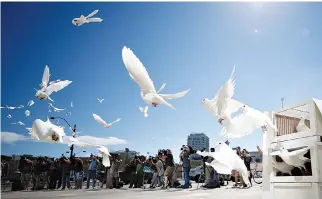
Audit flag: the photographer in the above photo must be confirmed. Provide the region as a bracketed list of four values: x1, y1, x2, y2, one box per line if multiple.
[61, 156, 71, 190]
[179, 146, 192, 189]
[162, 149, 175, 188]
[32, 157, 44, 190]
[128, 156, 139, 188]
[86, 154, 99, 189]
[110, 154, 122, 189]
[241, 149, 252, 187]
[156, 153, 165, 187]
[73, 157, 84, 189]
[19, 156, 33, 190]
[134, 156, 145, 188]
[147, 156, 158, 189]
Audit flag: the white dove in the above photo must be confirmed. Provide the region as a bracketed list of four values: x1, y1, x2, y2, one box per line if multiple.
[139, 106, 149, 117]
[97, 98, 104, 103]
[27, 100, 35, 107]
[1, 105, 24, 110]
[296, 116, 310, 132]
[63, 136, 92, 148]
[71, 101, 74, 108]
[35, 65, 72, 102]
[198, 141, 250, 186]
[95, 145, 111, 167]
[270, 146, 310, 174]
[11, 121, 25, 126]
[122, 46, 190, 110]
[7, 114, 12, 119]
[26, 127, 33, 134]
[92, 113, 121, 128]
[72, 10, 103, 26]
[202, 66, 243, 123]
[220, 103, 277, 138]
[49, 79, 61, 85]
[31, 118, 66, 143]
[48, 103, 66, 112]
[271, 157, 294, 176]
[25, 110, 30, 117]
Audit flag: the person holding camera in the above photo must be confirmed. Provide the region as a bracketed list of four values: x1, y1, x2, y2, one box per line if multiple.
[73, 157, 84, 189]
[148, 156, 158, 189]
[110, 154, 122, 189]
[241, 149, 252, 187]
[179, 146, 192, 189]
[61, 156, 71, 190]
[86, 154, 99, 189]
[162, 149, 175, 188]
[19, 156, 33, 190]
[128, 156, 139, 188]
[155, 153, 165, 187]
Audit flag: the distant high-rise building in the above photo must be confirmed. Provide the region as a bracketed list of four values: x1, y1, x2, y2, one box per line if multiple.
[187, 133, 210, 152]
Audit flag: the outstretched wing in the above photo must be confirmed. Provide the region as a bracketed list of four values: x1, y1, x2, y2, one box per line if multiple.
[42, 65, 50, 88]
[209, 66, 238, 117]
[288, 147, 310, 158]
[205, 161, 232, 175]
[159, 89, 190, 100]
[86, 10, 99, 18]
[108, 118, 121, 126]
[157, 83, 166, 93]
[87, 18, 103, 23]
[92, 113, 109, 127]
[122, 46, 156, 94]
[45, 80, 72, 96]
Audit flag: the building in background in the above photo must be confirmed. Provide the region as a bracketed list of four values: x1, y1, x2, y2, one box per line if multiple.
[249, 151, 262, 163]
[187, 133, 210, 152]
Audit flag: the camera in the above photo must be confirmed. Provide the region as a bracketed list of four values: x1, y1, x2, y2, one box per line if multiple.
[210, 148, 215, 152]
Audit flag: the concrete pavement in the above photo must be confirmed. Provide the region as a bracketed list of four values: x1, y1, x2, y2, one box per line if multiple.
[1, 182, 262, 199]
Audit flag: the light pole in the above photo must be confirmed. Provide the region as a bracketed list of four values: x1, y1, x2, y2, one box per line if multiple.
[50, 116, 76, 160]
[281, 98, 284, 109]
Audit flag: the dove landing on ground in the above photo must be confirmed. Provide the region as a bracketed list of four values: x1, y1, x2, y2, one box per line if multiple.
[139, 106, 149, 117]
[122, 46, 190, 110]
[72, 10, 103, 26]
[92, 113, 121, 129]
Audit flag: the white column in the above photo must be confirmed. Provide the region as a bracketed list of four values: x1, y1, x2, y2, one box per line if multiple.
[262, 111, 275, 199]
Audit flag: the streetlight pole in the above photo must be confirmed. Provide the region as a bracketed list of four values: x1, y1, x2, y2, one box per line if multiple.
[281, 98, 284, 109]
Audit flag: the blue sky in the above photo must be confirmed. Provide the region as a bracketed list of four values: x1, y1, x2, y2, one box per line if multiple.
[1, 2, 322, 160]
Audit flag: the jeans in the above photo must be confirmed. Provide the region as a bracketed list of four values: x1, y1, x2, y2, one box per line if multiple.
[87, 170, 97, 188]
[62, 173, 71, 189]
[183, 167, 190, 187]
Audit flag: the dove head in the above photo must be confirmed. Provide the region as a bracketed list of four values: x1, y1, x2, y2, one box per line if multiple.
[201, 98, 209, 105]
[240, 104, 249, 112]
[72, 18, 81, 26]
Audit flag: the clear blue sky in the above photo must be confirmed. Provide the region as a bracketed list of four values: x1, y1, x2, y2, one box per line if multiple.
[1, 2, 322, 160]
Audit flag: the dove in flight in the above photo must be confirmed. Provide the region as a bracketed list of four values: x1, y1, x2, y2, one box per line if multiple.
[11, 121, 25, 126]
[27, 100, 35, 107]
[97, 98, 104, 103]
[220, 103, 277, 138]
[35, 65, 72, 102]
[49, 79, 61, 85]
[66, 112, 72, 116]
[122, 46, 190, 110]
[202, 66, 243, 124]
[72, 10, 103, 26]
[63, 136, 92, 148]
[197, 141, 251, 186]
[48, 103, 66, 112]
[92, 113, 121, 128]
[270, 146, 310, 174]
[71, 101, 74, 108]
[95, 145, 111, 167]
[296, 116, 310, 132]
[1, 105, 24, 110]
[26, 127, 33, 134]
[7, 114, 12, 119]
[25, 110, 30, 117]
[139, 106, 149, 117]
[31, 118, 66, 143]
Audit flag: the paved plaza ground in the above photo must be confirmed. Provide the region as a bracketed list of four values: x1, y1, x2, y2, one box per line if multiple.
[1, 182, 262, 199]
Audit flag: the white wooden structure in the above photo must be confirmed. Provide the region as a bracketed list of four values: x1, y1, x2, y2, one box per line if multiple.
[262, 98, 322, 199]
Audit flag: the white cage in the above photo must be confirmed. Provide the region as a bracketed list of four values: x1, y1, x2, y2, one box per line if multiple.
[271, 98, 322, 142]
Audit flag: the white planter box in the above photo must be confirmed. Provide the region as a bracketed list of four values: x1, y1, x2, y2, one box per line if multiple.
[270, 136, 322, 183]
[270, 182, 322, 199]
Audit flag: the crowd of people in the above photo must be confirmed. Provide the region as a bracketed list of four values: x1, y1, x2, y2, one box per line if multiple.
[2, 144, 263, 191]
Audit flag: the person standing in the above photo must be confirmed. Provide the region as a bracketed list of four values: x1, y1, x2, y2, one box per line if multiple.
[74, 157, 84, 189]
[61, 156, 71, 190]
[86, 154, 99, 189]
[110, 154, 122, 189]
[155, 154, 164, 187]
[242, 149, 252, 187]
[128, 157, 138, 188]
[163, 150, 175, 188]
[179, 146, 192, 189]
